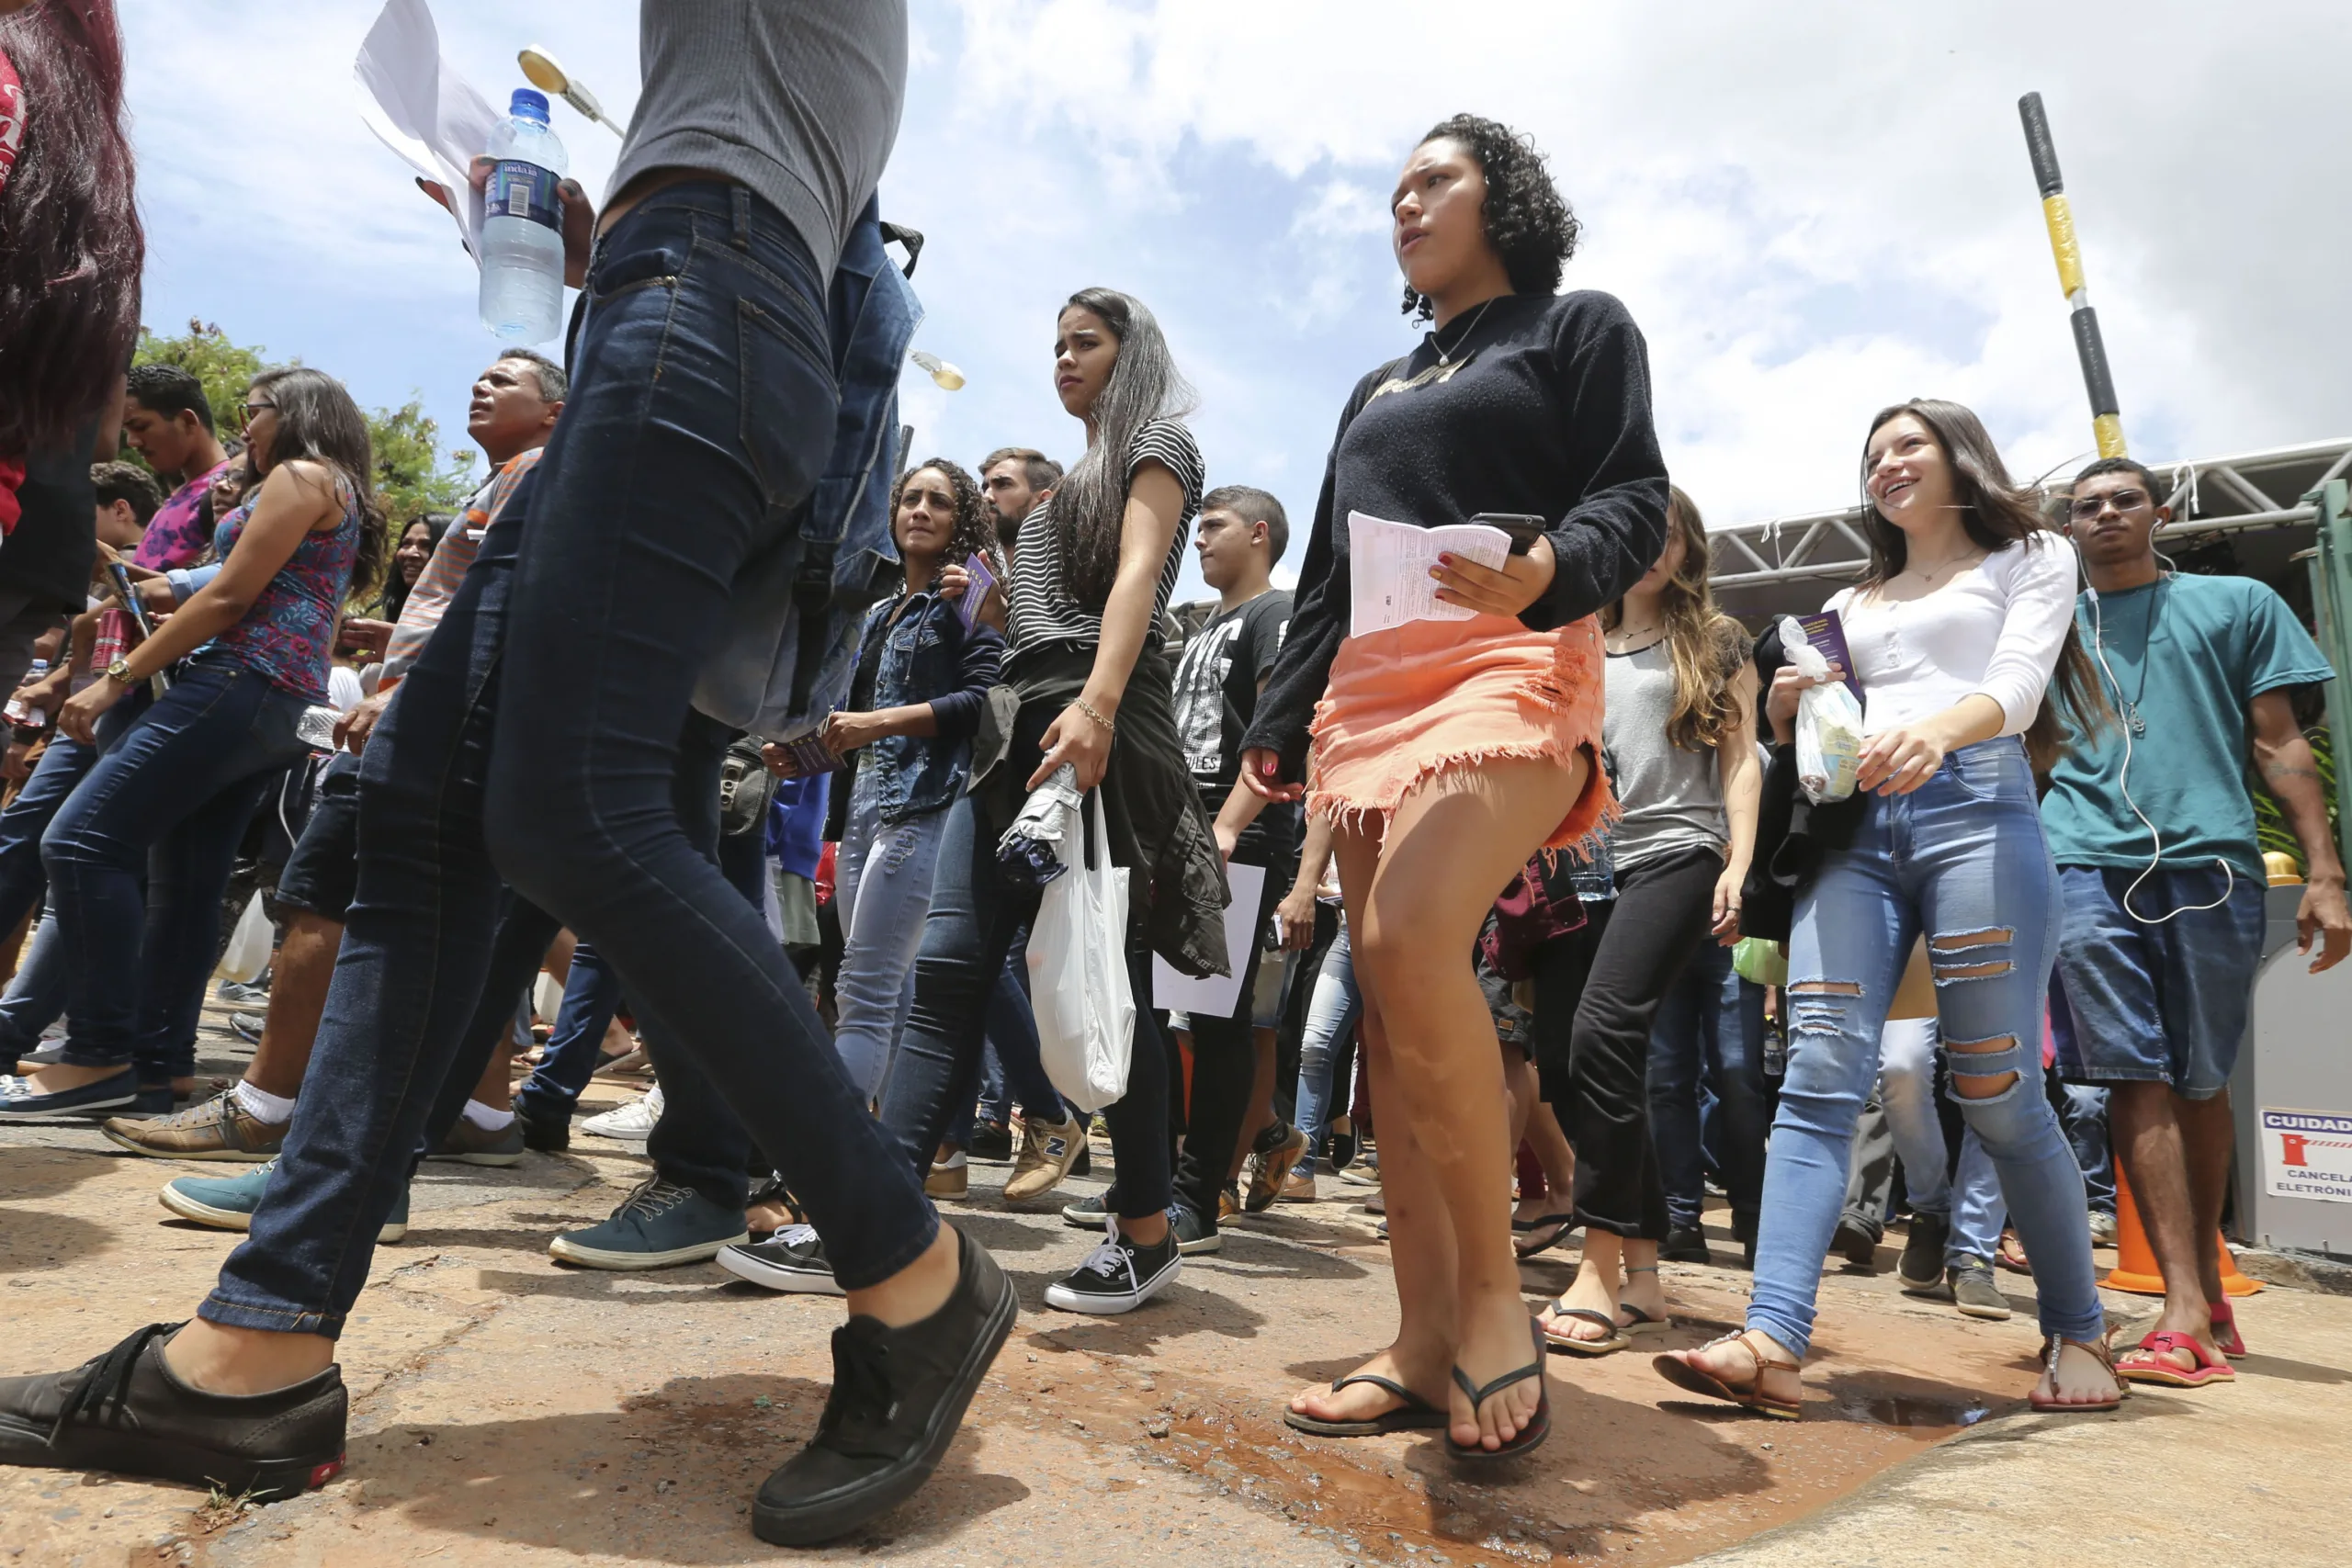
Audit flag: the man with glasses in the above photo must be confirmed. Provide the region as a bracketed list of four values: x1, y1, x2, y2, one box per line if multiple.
[2043, 456, 2348, 1390]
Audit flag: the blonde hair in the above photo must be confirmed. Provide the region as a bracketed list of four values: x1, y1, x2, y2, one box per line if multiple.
[1604, 485, 1747, 752]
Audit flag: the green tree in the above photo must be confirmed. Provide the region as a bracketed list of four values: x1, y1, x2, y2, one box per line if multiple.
[131, 318, 475, 519]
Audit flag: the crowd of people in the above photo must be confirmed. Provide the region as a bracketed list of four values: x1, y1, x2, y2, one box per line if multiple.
[0, 0, 2346, 1550]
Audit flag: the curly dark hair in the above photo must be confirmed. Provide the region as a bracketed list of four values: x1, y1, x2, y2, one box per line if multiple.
[889, 457, 1001, 581]
[1402, 114, 1579, 321]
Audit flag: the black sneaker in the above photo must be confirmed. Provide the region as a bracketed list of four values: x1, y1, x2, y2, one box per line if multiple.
[1061, 1189, 1112, 1229]
[1830, 1218, 1880, 1269]
[1043, 1218, 1182, 1314]
[967, 1120, 1013, 1164]
[513, 1097, 571, 1154]
[0, 1323, 347, 1501]
[752, 1226, 1016, 1546]
[1897, 1213, 1950, 1293]
[718, 1226, 847, 1298]
[1660, 1225, 1713, 1264]
[1169, 1203, 1222, 1255]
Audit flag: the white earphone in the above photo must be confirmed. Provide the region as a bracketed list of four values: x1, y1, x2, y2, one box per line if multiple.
[2085, 580, 2234, 925]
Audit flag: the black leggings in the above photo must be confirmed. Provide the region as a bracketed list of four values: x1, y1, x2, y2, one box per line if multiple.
[1532, 844, 1722, 1239]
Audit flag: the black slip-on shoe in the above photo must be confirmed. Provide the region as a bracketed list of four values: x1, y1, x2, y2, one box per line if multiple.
[752, 1226, 1016, 1547]
[1897, 1213, 1951, 1293]
[0, 1322, 347, 1501]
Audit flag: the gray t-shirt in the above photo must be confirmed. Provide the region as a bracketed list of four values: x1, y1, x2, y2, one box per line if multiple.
[609, 0, 908, 284]
[1601, 641, 1728, 871]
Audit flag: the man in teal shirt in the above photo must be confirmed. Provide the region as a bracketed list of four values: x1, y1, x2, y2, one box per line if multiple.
[2044, 457, 2348, 1390]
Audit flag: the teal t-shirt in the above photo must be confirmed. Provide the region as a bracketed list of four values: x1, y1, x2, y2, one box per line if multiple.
[2041, 573, 2334, 878]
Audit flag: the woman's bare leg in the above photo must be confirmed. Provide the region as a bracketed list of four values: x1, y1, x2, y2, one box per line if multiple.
[1356, 755, 1584, 1451]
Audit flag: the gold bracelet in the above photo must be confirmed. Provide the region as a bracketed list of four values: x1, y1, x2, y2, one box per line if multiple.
[1074, 698, 1116, 735]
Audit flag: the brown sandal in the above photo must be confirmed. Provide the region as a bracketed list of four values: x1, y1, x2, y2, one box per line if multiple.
[2030, 1335, 2128, 1413]
[1653, 1330, 1803, 1420]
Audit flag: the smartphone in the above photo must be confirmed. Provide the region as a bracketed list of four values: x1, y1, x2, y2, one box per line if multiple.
[1470, 513, 1547, 556]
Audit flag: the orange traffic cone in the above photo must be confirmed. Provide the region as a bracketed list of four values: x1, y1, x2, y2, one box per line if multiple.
[2102, 1164, 2262, 1298]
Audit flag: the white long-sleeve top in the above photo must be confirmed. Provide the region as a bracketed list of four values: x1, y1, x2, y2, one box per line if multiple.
[1826, 533, 2079, 738]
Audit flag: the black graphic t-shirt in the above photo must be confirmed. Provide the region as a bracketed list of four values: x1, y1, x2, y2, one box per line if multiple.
[1172, 589, 1292, 802]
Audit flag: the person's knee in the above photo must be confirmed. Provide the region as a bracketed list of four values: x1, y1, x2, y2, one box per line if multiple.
[1946, 1032, 2026, 1103]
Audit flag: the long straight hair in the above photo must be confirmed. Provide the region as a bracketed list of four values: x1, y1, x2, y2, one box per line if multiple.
[248, 367, 390, 599]
[1601, 486, 1747, 751]
[0, 0, 143, 454]
[1858, 398, 2107, 769]
[1052, 288, 1196, 607]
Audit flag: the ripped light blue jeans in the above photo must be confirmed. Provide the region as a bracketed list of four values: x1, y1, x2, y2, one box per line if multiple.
[1747, 738, 2102, 1358]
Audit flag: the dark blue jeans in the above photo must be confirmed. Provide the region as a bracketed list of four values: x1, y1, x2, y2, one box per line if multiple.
[954, 944, 1060, 1143]
[878, 774, 1173, 1224]
[46, 657, 305, 1079]
[514, 939, 621, 1119]
[0, 734, 95, 1056]
[481, 182, 932, 1287]
[1645, 941, 1770, 1238]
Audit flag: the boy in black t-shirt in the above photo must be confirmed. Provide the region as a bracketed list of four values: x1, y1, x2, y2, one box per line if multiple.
[1165, 487, 1305, 1249]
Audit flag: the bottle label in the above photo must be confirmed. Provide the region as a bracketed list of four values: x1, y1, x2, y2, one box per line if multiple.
[487, 158, 560, 231]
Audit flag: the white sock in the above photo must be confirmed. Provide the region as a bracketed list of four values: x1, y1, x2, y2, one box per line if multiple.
[234, 1079, 296, 1123]
[461, 1099, 515, 1132]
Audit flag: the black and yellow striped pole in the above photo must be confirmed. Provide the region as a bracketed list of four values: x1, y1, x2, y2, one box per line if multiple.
[2019, 93, 2126, 458]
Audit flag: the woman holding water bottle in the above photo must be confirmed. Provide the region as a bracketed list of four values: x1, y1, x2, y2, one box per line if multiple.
[0, 367, 386, 1120]
[1239, 114, 1667, 1460]
[772, 458, 1005, 1103]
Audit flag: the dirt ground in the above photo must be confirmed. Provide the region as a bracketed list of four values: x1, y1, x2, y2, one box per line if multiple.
[6, 1013, 2349, 1568]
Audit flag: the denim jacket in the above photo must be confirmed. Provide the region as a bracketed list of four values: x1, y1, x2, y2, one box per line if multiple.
[851, 590, 1005, 824]
[693, 195, 920, 739]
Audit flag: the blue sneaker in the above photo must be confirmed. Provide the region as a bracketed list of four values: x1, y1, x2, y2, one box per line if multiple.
[0, 1067, 139, 1118]
[159, 1157, 408, 1244]
[547, 1177, 748, 1270]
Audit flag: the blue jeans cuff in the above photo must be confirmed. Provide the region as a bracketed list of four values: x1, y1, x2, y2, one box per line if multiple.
[198, 1290, 344, 1341]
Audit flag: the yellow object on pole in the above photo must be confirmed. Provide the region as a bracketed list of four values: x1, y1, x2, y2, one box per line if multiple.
[2020, 94, 2127, 457]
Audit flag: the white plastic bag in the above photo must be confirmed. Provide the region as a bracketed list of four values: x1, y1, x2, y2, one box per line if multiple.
[1029, 791, 1136, 1113]
[214, 892, 274, 984]
[1778, 615, 1863, 804]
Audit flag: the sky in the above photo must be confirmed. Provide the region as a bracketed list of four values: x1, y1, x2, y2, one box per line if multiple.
[123, 0, 2352, 601]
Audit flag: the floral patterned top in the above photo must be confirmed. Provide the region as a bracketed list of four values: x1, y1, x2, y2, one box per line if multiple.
[207, 477, 363, 703]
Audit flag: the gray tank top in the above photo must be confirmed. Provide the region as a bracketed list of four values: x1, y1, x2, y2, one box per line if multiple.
[1601, 641, 1727, 871]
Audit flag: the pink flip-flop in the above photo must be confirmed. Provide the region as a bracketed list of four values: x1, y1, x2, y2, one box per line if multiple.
[2211, 1304, 2248, 1359]
[2115, 1330, 2233, 1389]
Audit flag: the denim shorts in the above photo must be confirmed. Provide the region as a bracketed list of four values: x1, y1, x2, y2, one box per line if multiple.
[273, 750, 361, 921]
[2050, 863, 2267, 1099]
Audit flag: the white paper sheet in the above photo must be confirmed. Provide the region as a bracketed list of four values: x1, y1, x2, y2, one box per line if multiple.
[1347, 511, 1515, 637]
[1149, 863, 1266, 1021]
[353, 0, 500, 254]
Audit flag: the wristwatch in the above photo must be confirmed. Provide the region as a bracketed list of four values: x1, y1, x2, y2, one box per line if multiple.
[104, 657, 137, 687]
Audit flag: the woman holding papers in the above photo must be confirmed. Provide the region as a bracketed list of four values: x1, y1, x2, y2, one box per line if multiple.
[1241, 114, 1668, 1460]
[789, 459, 1005, 1103]
[854, 288, 1226, 1318]
[1653, 398, 2120, 1419]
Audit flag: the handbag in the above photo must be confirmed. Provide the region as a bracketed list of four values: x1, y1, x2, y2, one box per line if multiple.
[718, 736, 780, 838]
[1029, 791, 1136, 1113]
[1479, 851, 1589, 982]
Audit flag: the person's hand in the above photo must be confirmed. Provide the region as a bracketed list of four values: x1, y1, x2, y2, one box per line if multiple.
[17, 661, 70, 717]
[1766, 662, 1843, 744]
[1238, 746, 1303, 804]
[341, 617, 395, 659]
[1429, 537, 1556, 619]
[2, 741, 30, 785]
[1855, 723, 1949, 795]
[59, 677, 130, 745]
[760, 740, 803, 779]
[334, 689, 393, 755]
[2297, 874, 2352, 973]
[938, 562, 1006, 633]
[1030, 699, 1114, 791]
[1711, 864, 1745, 945]
[422, 156, 594, 288]
[1275, 883, 1317, 951]
[133, 576, 177, 615]
[820, 710, 887, 754]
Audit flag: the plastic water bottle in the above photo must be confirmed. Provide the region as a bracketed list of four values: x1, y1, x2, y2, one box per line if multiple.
[5, 660, 49, 728]
[477, 88, 569, 343]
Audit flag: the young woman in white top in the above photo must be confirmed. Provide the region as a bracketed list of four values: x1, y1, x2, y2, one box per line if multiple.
[1655, 399, 2124, 1417]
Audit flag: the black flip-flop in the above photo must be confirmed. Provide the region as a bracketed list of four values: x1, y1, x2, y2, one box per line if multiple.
[1445, 1320, 1552, 1462]
[1539, 1303, 1630, 1356]
[1616, 1302, 1672, 1338]
[1513, 1213, 1576, 1258]
[1283, 1371, 1448, 1437]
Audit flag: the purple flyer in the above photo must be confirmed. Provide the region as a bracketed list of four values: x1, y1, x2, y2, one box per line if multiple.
[955, 552, 997, 630]
[1791, 610, 1863, 702]
[775, 731, 848, 777]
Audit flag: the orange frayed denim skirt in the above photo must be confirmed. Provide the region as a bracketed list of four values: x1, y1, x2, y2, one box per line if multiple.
[1307, 613, 1612, 853]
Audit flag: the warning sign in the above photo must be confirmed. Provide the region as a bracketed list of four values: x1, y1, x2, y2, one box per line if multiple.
[2262, 1109, 2352, 1205]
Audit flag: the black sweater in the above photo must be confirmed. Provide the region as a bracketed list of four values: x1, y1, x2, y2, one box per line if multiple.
[1241, 290, 1671, 781]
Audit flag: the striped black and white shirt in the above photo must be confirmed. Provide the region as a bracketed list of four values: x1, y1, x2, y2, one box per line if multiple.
[1006, 418, 1204, 651]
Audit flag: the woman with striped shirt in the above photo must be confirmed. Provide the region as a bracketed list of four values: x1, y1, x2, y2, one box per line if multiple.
[865, 288, 1228, 1314]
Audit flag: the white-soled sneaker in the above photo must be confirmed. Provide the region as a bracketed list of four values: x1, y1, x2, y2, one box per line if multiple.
[1042, 1216, 1181, 1314]
[580, 1085, 663, 1144]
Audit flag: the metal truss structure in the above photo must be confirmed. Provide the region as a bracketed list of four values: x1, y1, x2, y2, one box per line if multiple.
[1707, 435, 2352, 621]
